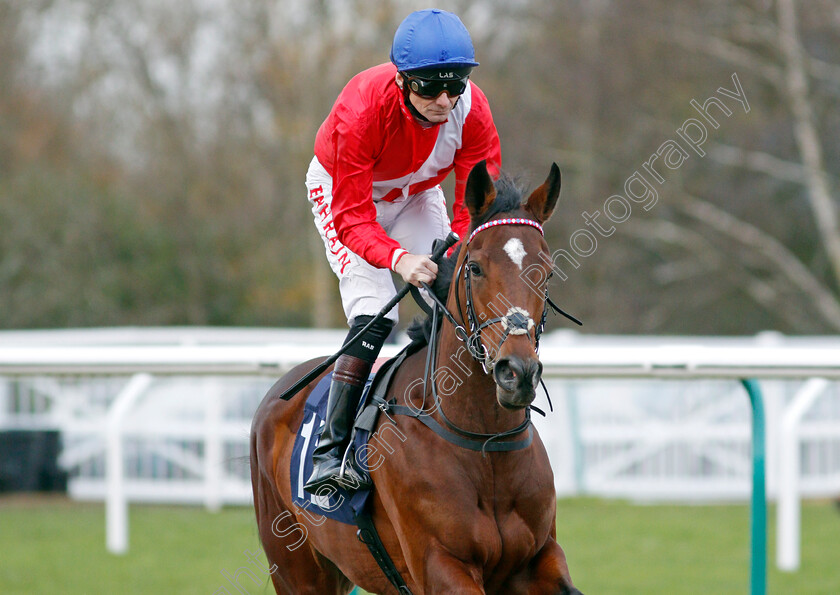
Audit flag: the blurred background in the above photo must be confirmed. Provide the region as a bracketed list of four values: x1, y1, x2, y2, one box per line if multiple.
[2, 1, 840, 593]
[2, 0, 839, 334]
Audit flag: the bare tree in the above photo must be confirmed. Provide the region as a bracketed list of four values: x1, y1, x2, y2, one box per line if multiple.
[4, 0, 839, 333]
[656, 0, 840, 332]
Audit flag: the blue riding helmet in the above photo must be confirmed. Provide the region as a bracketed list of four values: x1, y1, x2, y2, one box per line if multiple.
[390, 9, 479, 73]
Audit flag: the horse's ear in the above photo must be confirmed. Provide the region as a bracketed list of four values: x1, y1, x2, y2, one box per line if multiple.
[524, 163, 561, 223]
[465, 160, 496, 222]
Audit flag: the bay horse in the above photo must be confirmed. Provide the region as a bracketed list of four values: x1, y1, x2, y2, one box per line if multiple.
[250, 161, 583, 594]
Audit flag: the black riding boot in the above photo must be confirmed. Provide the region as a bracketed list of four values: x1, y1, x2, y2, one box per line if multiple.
[303, 316, 393, 494]
[304, 354, 371, 493]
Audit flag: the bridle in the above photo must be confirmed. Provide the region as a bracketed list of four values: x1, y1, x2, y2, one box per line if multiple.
[458, 218, 549, 372]
[408, 216, 556, 452]
[419, 217, 553, 372]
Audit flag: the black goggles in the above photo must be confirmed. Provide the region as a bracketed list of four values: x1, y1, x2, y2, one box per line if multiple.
[402, 73, 469, 99]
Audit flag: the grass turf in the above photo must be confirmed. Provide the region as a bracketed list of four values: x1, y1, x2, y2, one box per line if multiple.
[1, 495, 838, 594]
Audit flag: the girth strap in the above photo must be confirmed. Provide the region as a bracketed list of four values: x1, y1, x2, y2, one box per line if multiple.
[355, 503, 413, 594]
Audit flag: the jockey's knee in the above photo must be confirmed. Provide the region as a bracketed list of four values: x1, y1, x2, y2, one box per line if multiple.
[343, 315, 395, 363]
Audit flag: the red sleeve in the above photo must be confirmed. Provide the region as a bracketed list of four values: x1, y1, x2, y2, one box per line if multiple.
[451, 84, 502, 238]
[330, 106, 402, 270]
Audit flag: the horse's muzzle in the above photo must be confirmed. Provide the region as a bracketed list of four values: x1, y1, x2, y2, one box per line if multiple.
[493, 355, 543, 409]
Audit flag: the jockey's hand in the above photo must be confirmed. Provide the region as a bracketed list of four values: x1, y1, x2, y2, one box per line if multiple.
[395, 253, 438, 287]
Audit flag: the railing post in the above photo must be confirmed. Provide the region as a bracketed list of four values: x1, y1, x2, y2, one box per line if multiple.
[204, 381, 224, 513]
[105, 373, 153, 555]
[777, 378, 830, 571]
[567, 383, 585, 494]
[740, 379, 766, 595]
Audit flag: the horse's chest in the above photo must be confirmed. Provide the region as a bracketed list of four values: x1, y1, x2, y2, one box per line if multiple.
[472, 494, 552, 569]
[496, 511, 539, 556]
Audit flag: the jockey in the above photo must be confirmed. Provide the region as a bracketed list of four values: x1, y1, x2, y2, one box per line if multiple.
[304, 8, 502, 493]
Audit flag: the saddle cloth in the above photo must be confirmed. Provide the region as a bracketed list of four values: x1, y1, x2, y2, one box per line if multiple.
[289, 371, 376, 525]
[289, 342, 421, 525]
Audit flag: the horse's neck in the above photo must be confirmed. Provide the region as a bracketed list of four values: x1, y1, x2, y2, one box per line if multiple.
[434, 327, 528, 434]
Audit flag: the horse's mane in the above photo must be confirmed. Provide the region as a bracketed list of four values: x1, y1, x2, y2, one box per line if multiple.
[406, 172, 530, 345]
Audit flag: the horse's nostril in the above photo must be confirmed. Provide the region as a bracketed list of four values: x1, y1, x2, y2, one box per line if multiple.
[493, 359, 518, 391]
[494, 357, 542, 393]
[528, 359, 543, 387]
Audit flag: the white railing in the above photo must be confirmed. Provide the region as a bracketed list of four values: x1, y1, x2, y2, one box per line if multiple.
[1, 329, 839, 571]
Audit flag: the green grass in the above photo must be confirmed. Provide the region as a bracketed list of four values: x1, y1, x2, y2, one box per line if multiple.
[557, 498, 840, 594]
[1, 495, 838, 594]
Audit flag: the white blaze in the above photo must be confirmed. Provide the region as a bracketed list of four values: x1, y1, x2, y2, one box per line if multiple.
[503, 238, 527, 270]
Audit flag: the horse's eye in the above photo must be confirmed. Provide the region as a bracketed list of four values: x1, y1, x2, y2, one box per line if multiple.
[467, 262, 483, 277]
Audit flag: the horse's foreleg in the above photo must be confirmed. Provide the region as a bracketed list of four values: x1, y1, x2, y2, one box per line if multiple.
[523, 538, 583, 595]
[420, 548, 486, 594]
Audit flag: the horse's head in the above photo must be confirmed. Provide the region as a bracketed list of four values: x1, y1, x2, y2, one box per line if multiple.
[453, 161, 561, 410]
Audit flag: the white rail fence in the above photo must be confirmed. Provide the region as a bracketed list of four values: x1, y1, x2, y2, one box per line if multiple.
[1, 329, 839, 572]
